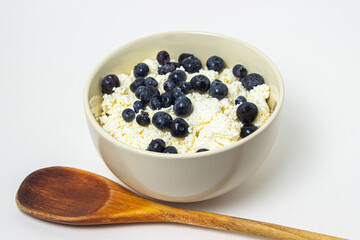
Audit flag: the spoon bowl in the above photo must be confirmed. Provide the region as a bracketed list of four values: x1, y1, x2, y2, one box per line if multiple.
[16, 166, 168, 224]
[16, 166, 345, 239]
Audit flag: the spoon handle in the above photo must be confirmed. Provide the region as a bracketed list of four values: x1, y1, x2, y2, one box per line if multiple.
[165, 208, 345, 240]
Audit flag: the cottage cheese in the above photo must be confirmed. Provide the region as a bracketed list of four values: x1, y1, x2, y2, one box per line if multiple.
[96, 59, 271, 153]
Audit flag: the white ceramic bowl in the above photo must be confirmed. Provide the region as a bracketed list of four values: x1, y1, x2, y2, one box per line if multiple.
[83, 31, 284, 202]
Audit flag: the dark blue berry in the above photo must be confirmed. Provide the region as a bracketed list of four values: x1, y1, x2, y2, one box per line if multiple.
[170, 118, 189, 138]
[172, 87, 184, 100]
[178, 53, 194, 64]
[144, 77, 158, 87]
[240, 77, 246, 86]
[160, 92, 174, 108]
[135, 86, 145, 99]
[101, 74, 120, 94]
[130, 77, 145, 92]
[158, 62, 177, 75]
[236, 102, 258, 124]
[134, 63, 149, 78]
[235, 96, 247, 105]
[133, 100, 145, 113]
[182, 56, 202, 73]
[122, 108, 135, 122]
[206, 56, 225, 72]
[242, 73, 265, 90]
[158, 68, 164, 75]
[136, 111, 150, 126]
[213, 79, 222, 84]
[140, 86, 160, 104]
[156, 51, 170, 65]
[147, 138, 166, 152]
[168, 70, 187, 86]
[233, 64, 247, 78]
[173, 96, 192, 117]
[163, 80, 176, 92]
[240, 123, 257, 138]
[209, 80, 228, 100]
[196, 148, 209, 152]
[163, 146, 178, 154]
[171, 62, 180, 68]
[179, 81, 192, 94]
[152, 111, 173, 130]
[190, 74, 210, 92]
[149, 97, 162, 110]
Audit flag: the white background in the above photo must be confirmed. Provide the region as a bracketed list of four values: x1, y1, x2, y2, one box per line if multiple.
[1, 0, 359, 239]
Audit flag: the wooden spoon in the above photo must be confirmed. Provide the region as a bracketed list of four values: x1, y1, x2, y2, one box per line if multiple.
[16, 166, 345, 240]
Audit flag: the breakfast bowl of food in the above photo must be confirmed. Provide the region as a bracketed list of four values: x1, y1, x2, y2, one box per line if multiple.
[83, 31, 284, 202]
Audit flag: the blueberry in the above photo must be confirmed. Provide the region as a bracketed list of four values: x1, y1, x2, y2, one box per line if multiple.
[240, 123, 257, 138]
[140, 86, 160, 104]
[163, 146, 178, 154]
[182, 56, 202, 73]
[232, 64, 247, 78]
[173, 96, 192, 117]
[152, 111, 173, 130]
[135, 85, 145, 99]
[101, 74, 120, 94]
[190, 74, 210, 92]
[240, 77, 246, 86]
[134, 63, 149, 78]
[144, 77, 158, 87]
[171, 62, 180, 68]
[235, 96, 247, 105]
[133, 100, 145, 113]
[172, 87, 184, 100]
[196, 148, 209, 152]
[209, 80, 228, 100]
[160, 92, 174, 108]
[122, 108, 135, 122]
[206, 56, 225, 72]
[156, 51, 170, 65]
[149, 97, 162, 110]
[130, 77, 145, 92]
[236, 102, 258, 124]
[163, 80, 176, 92]
[157, 67, 165, 75]
[136, 111, 150, 126]
[147, 138, 166, 152]
[170, 118, 189, 138]
[178, 53, 194, 64]
[212, 79, 222, 84]
[154, 88, 161, 97]
[158, 62, 177, 75]
[179, 81, 192, 94]
[242, 73, 265, 90]
[168, 70, 187, 86]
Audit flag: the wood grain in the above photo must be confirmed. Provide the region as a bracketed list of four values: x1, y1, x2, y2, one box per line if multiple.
[17, 167, 109, 217]
[16, 167, 346, 240]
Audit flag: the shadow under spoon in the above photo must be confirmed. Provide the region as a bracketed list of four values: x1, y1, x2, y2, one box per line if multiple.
[16, 166, 345, 240]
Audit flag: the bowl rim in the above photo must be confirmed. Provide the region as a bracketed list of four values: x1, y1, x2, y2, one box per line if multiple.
[83, 30, 284, 159]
